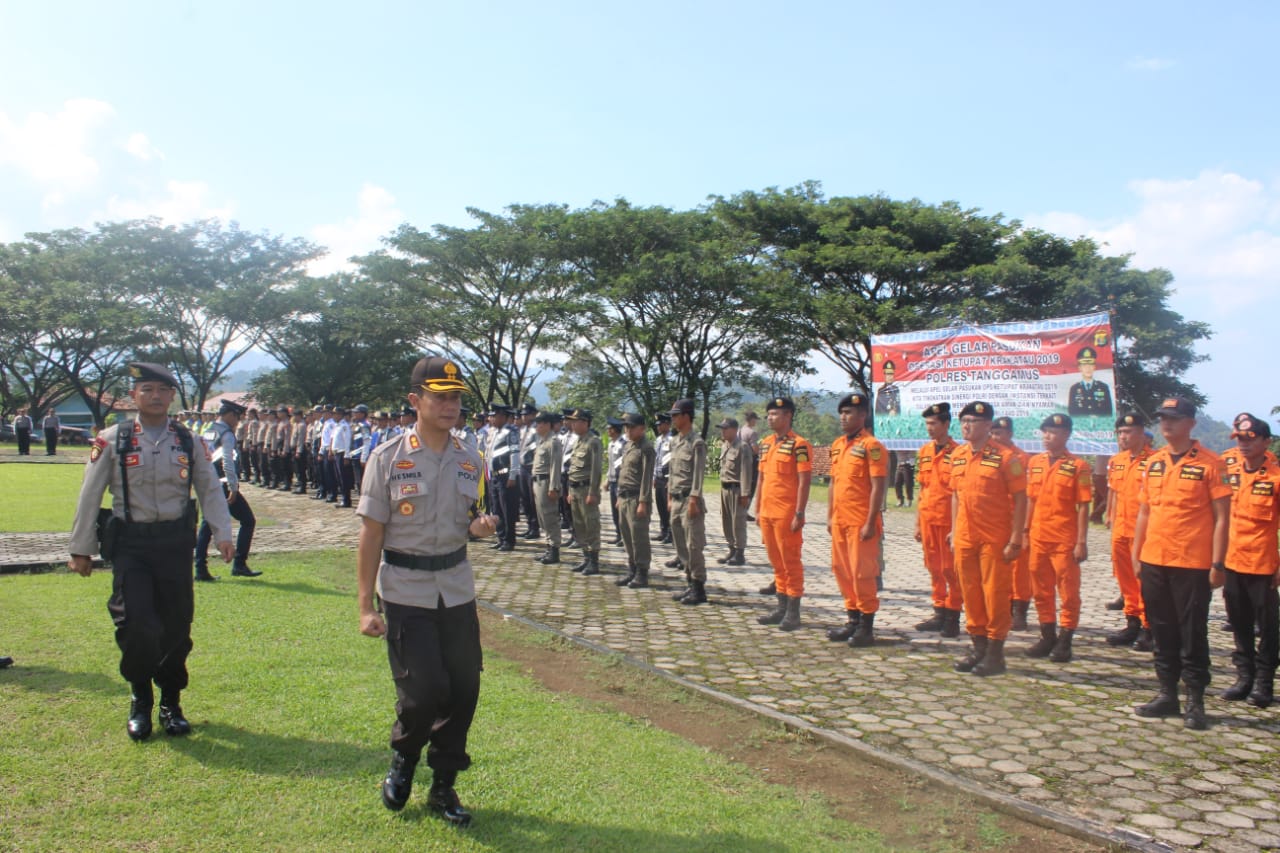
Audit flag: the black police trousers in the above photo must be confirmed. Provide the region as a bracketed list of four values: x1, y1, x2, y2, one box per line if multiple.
[196, 487, 255, 568]
[1141, 562, 1211, 689]
[1224, 567, 1280, 678]
[383, 598, 482, 771]
[491, 475, 519, 545]
[107, 530, 196, 691]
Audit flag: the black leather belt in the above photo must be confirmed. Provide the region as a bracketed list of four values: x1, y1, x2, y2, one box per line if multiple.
[569, 480, 588, 488]
[618, 489, 640, 498]
[533, 474, 550, 482]
[121, 518, 192, 538]
[670, 490, 690, 499]
[722, 482, 740, 490]
[383, 546, 467, 572]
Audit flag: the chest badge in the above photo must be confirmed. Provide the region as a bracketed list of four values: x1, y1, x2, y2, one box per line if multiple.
[398, 500, 414, 516]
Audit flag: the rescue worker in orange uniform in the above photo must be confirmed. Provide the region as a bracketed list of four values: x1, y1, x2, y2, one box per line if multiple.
[914, 403, 962, 637]
[825, 393, 888, 647]
[1106, 412, 1154, 650]
[1022, 413, 1092, 663]
[1131, 397, 1231, 730]
[991, 417, 1033, 632]
[1219, 414, 1280, 708]
[1218, 412, 1278, 635]
[754, 397, 813, 633]
[948, 402, 1027, 677]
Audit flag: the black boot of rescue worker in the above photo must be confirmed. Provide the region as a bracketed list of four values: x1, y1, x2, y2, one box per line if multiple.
[381, 751, 418, 811]
[1025, 623, 1057, 658]
[1049, 628, 1075, 663]
[1135, 683, 1180, 718]
[915, 606, 944, 632]
[1184, 685, 1208, 730]
[158, 690, 191, 736]
[1010, 600, 1030, 632]
[827, 610, 861, 642]
[972, 639, 1007, 677]
[427, 769, 473, 827]
[954, 635, 989, 673]
[1107, 615, 1142, 647]
[127, 682, 153, 741]
[940, 608, 962, 639]
[758, 580, 777, 595]
[848, 612, 875, 648]
[758, 594, 788, 625]
[1220, 669, 1254, 701]
[779, 595, 802, 632]
[1132, 627, 1154, 652]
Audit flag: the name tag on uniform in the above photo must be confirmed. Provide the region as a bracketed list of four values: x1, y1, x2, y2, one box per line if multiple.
[951, 456, 968, 468]
[850, 445, 866, 458]
[1180, 466, 1205, 481]
[980, 451, 1002, 469]
[124, 453, 141, 467]
[1030, 466, 1044, 475]
[1252, 481, 1275, 496]
[1112, 463, 1126, 473]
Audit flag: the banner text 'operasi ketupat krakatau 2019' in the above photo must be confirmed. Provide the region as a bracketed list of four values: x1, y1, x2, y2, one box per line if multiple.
[870, 312, 1120, 454]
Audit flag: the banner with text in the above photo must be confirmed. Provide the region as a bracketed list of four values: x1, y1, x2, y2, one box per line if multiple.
[870, 312, 1119, 454]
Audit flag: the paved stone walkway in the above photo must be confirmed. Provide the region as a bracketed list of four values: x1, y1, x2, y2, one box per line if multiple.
[5, 475, 1279, 851]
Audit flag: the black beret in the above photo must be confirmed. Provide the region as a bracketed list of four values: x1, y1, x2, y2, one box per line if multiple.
[1040, 413, 1073, 431]
[992, 416, 1013, 432]
[922, 402, 951, 420]
[958, 401, 994, 420]
[1116, 411, 1148, 429]
[127, 362, 178, 387]
[838, 393, 870, 411]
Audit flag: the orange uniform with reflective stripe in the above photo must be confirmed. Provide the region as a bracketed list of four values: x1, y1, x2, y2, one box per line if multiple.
[1138, 441, 1231, 569]
[1225, 460, 1280, 575]
[757, 431, 813, 597]
[1108, 446, 1153, 623]
[1026, 451, 1092, 630]
[950, 440, 1026, 641]
[829, 429, 887, 612]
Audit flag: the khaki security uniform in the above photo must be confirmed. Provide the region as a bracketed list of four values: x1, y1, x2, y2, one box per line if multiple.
[719, 436, 756, 552]
[531, 433, 563, 547]
[618, 437, 656, 572]
[669, 429, 707, 582]
[568, 434, 603, 553]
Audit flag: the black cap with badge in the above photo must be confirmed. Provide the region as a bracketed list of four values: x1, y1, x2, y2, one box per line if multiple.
[128, 362, 179, 387]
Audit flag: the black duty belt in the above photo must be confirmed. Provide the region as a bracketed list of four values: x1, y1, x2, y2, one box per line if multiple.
[383, 546, 468, 572]
[722, 482, 740, 490]
[533, 474, 550, 482]
[120, 517, 192, 538]
[670, 490, 691, 499]
[569, 480, 589, 488]
[618, 489, 640, 498]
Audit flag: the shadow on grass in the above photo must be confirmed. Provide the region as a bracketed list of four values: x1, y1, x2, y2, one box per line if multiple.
[220, 578, 347, 598]
[410, 807, 824, 851]
[169, 721, 382, 778]
[3, 664, 122, 695]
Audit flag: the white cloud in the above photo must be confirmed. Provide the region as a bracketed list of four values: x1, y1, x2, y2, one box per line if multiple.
[1126, 56, 1175, 72]
[1026, 169, 1280, 311]
[0, 99, 115, 188]
[101, 179, 236, 224]
[308, 183, 405, 275]
[124, 131, 163, 161]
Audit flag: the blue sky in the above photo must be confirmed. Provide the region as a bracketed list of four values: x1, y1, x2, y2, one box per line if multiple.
[2, 1, 1277, 423]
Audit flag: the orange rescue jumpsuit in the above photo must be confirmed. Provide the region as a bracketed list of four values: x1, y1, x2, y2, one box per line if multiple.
[757, 431, 813, 598]
[829, 428, 887, 615]
[950, 441, 1026, 641]
[1027, 450, 1092, 630]
[993, 439, 1032, 602]
[1108, 447, 1153, 626]
[917, 437, 961, 610]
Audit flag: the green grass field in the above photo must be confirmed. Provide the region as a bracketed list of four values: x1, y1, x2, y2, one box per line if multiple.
[0, 551, 879, 852]
[0, 464, 276, 534]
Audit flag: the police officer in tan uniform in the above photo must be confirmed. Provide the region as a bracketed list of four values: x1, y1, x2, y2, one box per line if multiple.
[615, 412, 656, 588]
[565, 408, 604, 575]
[717, 416, 756, 567]
[357, 356, 499, 825]
[68, 362, 234, 741]
[530, 411, 564, 565]
[667, 399, 709, 605]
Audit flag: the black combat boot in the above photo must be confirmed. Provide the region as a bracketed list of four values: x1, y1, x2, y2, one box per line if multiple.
[779, 596, 802, 632]
[1220, 668, 1254, 701]
[1184, 685, 1208, 730]
[915, 606, 944, 632]
[940, 608, 962, 639]
[1106, 595, 1124, 611]
[580, 552, 600, 576]
[758, 594, 788, 625]
[664, 556, 683, 569]
[717, 549, 735, 564]
[728, 549, 746, 566]
[1248, 669, 1274, 708]
[628, 567, 650, 589]
[1107, 615, 1142, 647]
[758, 580, 777, 595]
[426, 769, 473, 827]
[127, 682, 153, 741]
[616, 565, 637, 586]
[572, 553, 591, 573]
[537, 547, 561, 565]
[848, 612, 875, 648]
[158, 690, 192, 736]
[671, 580, 694, 601]
[1024, 623, 1057, 658]
[231, 561, 262, 578]
[381, 751, 418, 811]
[954, 635, 989, 673]
[1132, 627, 1154, 652]
[1134, 683, 1180, 718]
[973, 639, 1007, 677]
[1010, 600, 1030, 632]
[827, 611, 861, 642]
[1049, 628, 1075, 663]
[680, 581, 708, 606]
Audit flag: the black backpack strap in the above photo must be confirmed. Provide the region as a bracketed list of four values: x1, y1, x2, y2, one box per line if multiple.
[174, 424, 195, 499]
[115, 422, 134, 524]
